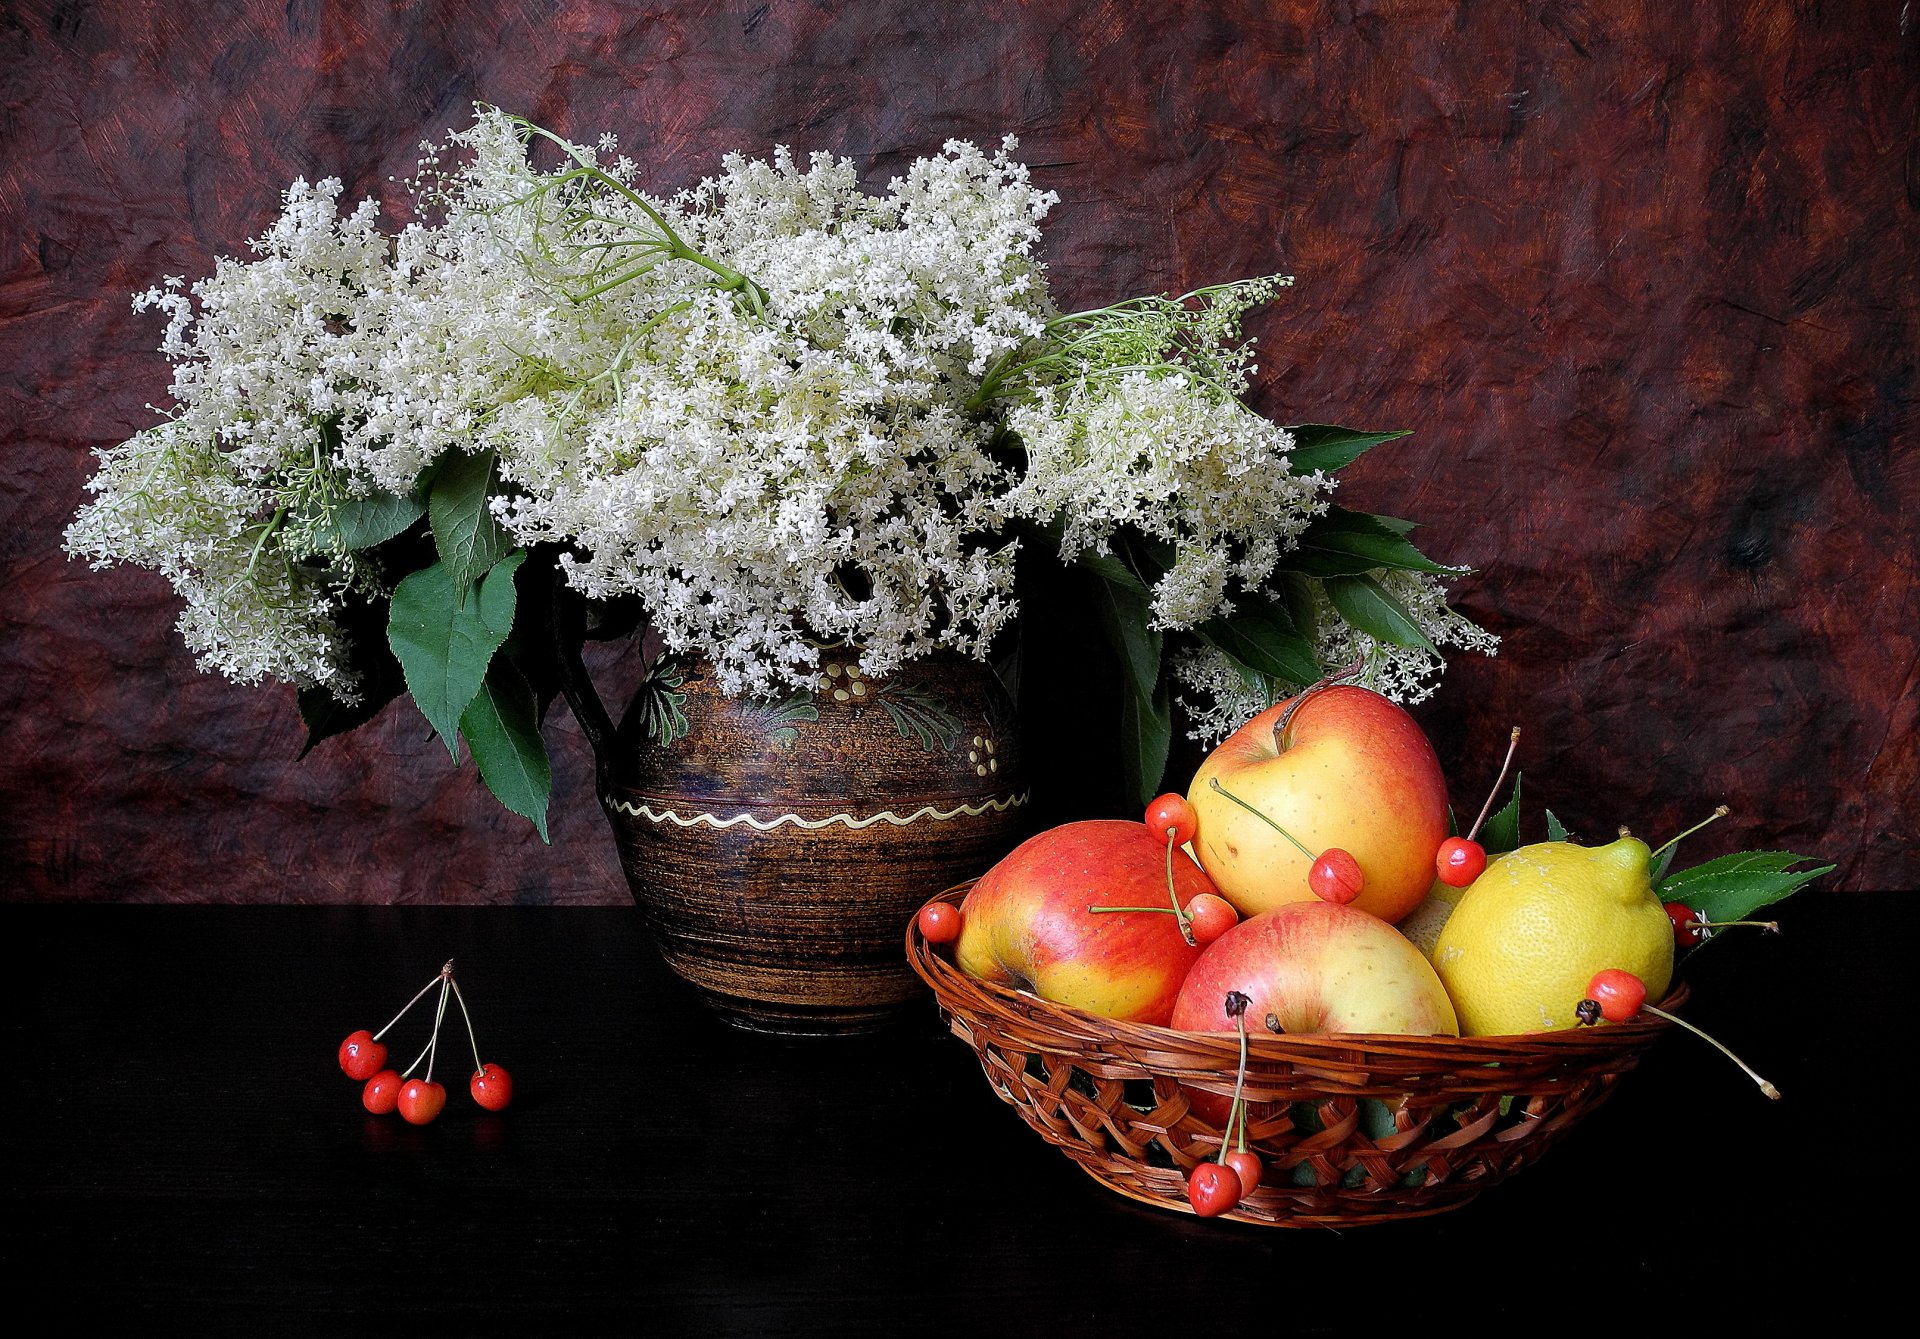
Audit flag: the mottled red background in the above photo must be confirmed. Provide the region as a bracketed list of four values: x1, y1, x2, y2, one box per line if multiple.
[2, 0, 1915, 901]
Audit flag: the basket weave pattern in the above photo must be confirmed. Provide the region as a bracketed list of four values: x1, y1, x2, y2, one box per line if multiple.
[908, 881, 1685, 1226]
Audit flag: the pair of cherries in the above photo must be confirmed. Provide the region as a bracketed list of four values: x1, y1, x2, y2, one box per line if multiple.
[337, 960, 513, 1124]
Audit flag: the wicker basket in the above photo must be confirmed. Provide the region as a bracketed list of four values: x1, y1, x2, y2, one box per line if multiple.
[906, 880, 1685, 1226]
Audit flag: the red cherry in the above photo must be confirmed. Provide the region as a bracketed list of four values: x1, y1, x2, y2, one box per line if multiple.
[1223, 1149, 1264, 1197]
[1145, 793, 1199, 847]
[1665, 900, 1707, 947]
[397, 1078, 447, 1126]
[917, 902, 962, 944]
[338, 1030, 388, 1081]
[1187, 1160, 1243, 1217]
[1585, 969, 1648, 1023]
[1184, 894, 1239, 946]
[470, 1063, 513, 1112]
[361, 1070, 403, 1115]
[1307, 849, 1364, 904]
[1435, 837, 1487, 887]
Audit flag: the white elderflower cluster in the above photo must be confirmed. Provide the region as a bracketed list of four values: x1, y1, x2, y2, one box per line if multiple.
[1171, 570, 1502, 743]
[1001, 371, 1321, 627]
[68, 105, 1491, 719]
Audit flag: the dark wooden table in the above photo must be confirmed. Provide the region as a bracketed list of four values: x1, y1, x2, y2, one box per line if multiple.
[3, 894, 1906, 1333]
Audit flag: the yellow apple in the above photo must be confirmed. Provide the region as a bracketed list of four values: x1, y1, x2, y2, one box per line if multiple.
[1188, 685, 1449, 924]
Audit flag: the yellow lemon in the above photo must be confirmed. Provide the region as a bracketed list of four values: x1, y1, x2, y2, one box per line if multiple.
[1431, 838, 1673, 1036]
[1398, 853, 1508, 959]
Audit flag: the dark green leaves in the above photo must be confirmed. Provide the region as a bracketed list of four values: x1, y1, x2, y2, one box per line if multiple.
[1089, 567, 1170, 807]
[1660, 851, 1834, 926]
[1545, 809, 1570, 842]
[1480, 774, 1523, 854]
[323, 490, 426, 550]
[388, 550, 524, 759]
[1197, 603, 1319, 689]
[1281, 507, 1461, 578]
[1323, 574, 1437, 652]
[459, 660, 552, 842]
[1284, 424, 1410, 477]
[428, 449, 511, 592]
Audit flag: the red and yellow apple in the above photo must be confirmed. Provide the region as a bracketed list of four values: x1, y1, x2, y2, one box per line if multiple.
[1171, 901, 1459, 1037]
[1188, 685, 1449, 924]
[955, 819, 1215, 1025]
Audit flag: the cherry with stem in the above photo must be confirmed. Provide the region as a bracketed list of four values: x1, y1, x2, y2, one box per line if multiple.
[1089, 793, 1237, 945]
[452, 978, 514, 1112]
[1576, 968, 1780, 1100]
[1435, 727, 1521, 887]
[1207, 776, 1365, 906]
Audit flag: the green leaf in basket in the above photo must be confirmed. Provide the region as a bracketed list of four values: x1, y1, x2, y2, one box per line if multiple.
[1278, 506, 1463, 578]
[1357, 1097, 1398, 1141]
[1546, 809, 1570, 842]
[1480, 773, 1523, 853]
[1659, 851, 1835, 928]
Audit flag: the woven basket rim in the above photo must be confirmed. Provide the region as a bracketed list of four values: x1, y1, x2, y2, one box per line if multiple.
[905, 878, 1688, 1053]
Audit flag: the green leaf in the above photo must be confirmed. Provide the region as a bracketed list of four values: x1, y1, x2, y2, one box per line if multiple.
[1074, 546, 1151, 596]
[1092, 573, 1162, 704]
[1660, 851, 1835, 925]
[1323, 573, 1437, 652]
[1279, 573, 1318, 648]
[297, 680, 402, 756]
[1650, 840, 1679, 884]
[323, 491, 426, 550]
[387, 551, 525, 759]
[1197, 603, 1320, 688]
[1546, 809, 1570, 842]
[459, 659, 552, 841]
[428, 449, 510, 594]
[1280, 507, 1462, 578]
[1117, 674, 1172, 809]
[1480, 773, 1523, 854]
[1283, 424, 1411, 476]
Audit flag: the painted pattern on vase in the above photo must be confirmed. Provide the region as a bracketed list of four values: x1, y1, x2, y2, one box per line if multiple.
[602, 647, 1028, 1034]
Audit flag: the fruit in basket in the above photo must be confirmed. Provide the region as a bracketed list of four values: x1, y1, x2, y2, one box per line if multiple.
[1431, 836, 1673, 1035]
[1171, 902, 1459, 1036]
[955, 820, 1214, 1024]
[1187, 685, 1448, 924]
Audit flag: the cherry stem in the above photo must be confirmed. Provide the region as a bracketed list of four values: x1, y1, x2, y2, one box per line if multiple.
[1271, 655, 1365, 753]
[1088, 905, 1183, 915]
[372, 961, 453, 1042]
[1164, 833, 1195, 945]
[1208, 776, 1315, 860]
[1688, 918, 1780, 935]
[1643, 1004, 1780, 1099]
[423, 976, 451, 1085]
[1652, 805, 1732, 861]
[1466, 727, 1522, 842]
[1227, 1012, 1251, 1157]
[450, 978, 485, 1077]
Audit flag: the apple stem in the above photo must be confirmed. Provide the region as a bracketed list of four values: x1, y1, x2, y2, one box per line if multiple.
[1465, 727, 1522, 842]
[372, 962, 453, 1042]
[1642, 1004, 1780, 1099]
[1651, 805, 1732, 861]
[1271, 655, 1366, 753]
[450, 978, 486, 1078]
[1207, 777, 1317, 860]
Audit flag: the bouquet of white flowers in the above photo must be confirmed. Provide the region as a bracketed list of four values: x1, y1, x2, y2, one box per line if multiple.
[67, 106, 1494, 837]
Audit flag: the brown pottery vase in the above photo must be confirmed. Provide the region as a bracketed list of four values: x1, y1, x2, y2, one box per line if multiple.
[599, 648, 1028, 1034]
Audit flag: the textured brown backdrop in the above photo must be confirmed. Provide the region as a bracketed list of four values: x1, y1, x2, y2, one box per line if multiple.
[2, 0, 1915, 901]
